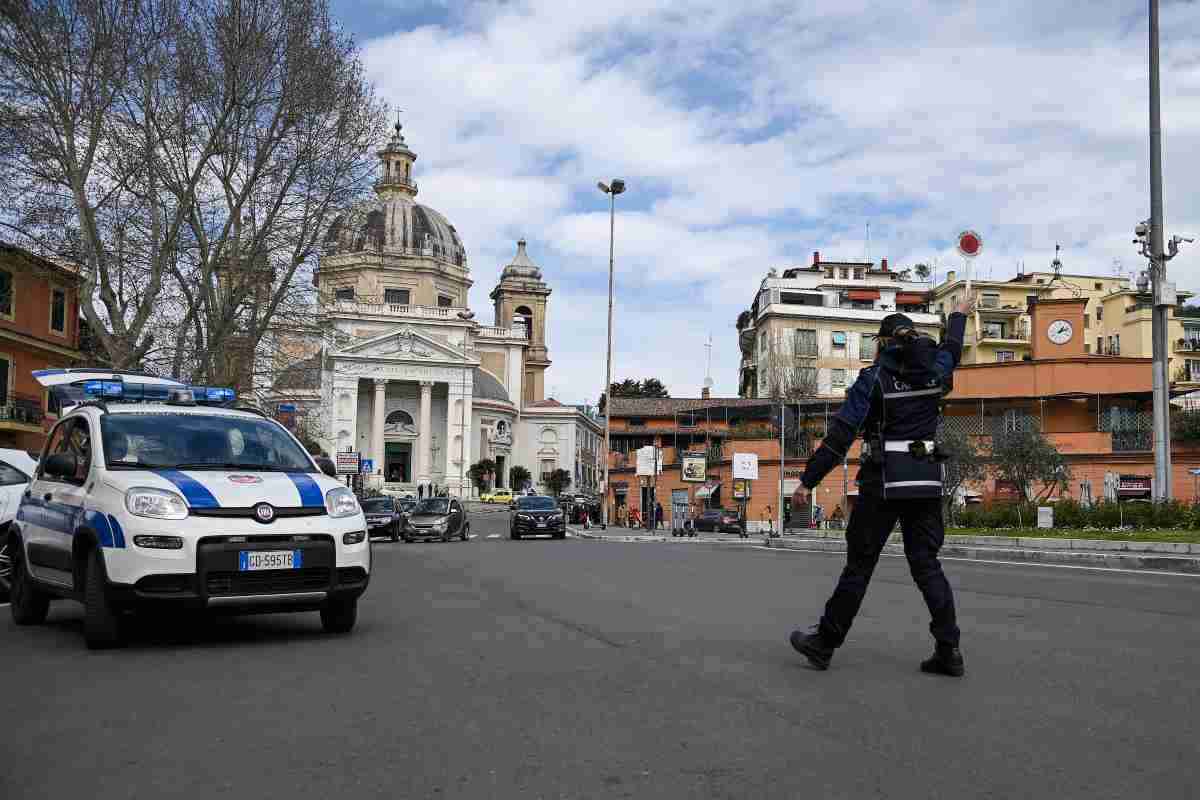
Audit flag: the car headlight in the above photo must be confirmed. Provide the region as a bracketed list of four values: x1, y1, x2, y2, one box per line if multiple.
[343, 531, 366, 545]
[432, 519, 448, 531]
[516, 513, 531, 521]
[125, 487, 189, 520]
[325, 487, 360, 518]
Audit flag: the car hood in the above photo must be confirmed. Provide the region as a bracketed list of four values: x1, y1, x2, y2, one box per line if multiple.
[102, 469, 337, 509]
[408, 513, 449, 525]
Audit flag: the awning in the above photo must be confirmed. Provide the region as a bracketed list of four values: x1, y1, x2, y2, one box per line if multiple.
[695, 481, 721, 500]
[847, 289, 880, 301]
[895, 292, 926, 305]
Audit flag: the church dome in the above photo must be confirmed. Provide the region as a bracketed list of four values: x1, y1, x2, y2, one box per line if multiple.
[473, 368, 512, 405]
[322, 120, 467, 268]
[323, 197, 466, 266]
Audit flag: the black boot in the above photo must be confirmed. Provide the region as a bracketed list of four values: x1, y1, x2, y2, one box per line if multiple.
[920, 643, 965, 677]
[789, 628, 835, 670]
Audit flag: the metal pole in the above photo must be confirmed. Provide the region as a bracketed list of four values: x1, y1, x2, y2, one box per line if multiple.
[602, 190, 616, 527]
[1150, 0, 1172, 502]
[459, 370, 467, 498]
[778, 398, 785, 537]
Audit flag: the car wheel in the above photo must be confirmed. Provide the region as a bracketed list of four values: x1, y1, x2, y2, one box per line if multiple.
[441, 529, 451, 543]
[511, 529, 521, 540]
[0, 528, 12, 602]
[390, 523, 399, 543]
[460, 523, 469, 542]
[9, 538, 50, 626]
[84, 548, 124, 650]
[554, 531, 566, 540]
[320, 597, 357, 634]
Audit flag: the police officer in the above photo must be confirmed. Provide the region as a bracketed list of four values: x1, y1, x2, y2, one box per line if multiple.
[789, 294, 974, 676]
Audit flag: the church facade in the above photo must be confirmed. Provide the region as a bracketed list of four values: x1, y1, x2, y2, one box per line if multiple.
[304, 121, 600, 498]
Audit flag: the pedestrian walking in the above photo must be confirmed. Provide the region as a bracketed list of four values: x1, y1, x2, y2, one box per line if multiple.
[789, 293, 975, 677]
[418, 484, 424, 499]
[655, 501, 664, 530]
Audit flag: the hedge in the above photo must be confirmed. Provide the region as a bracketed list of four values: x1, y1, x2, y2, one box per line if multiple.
[953, 499, 1200, 531]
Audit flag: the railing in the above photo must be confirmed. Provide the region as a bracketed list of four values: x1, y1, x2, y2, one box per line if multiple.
[979, 296, 1000, 308]
[0, 393, 45, 426]
[323, 300, 458, 319]
[477, 325, 527, 341]
[978, 326, 1030, 342]
[374, 176, 418, 193]
[1174, 339, 1200, 352]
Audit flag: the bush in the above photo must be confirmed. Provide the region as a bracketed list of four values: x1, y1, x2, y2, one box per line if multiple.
[953, 499, 1199, 530]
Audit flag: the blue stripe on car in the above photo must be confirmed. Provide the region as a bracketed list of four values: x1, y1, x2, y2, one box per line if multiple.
[86, 510, 115, 547]
[286, 472, 323, 506]
[107, 514, 126, 548]
[154, 470, 221, 508]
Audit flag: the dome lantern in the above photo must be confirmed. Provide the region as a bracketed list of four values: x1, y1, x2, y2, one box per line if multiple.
[375, 113, 418, 199]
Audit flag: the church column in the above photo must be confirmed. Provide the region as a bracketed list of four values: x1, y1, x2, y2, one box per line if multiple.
[446, 369, 473, 497]
[417, 380, 433, 484]
[372, 379, 387, 478]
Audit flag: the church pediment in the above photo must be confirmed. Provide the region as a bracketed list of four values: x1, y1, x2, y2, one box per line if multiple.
[337, 326, 470, 363]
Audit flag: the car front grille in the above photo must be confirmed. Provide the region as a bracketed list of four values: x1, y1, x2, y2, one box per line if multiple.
[205, 568, 332, 596]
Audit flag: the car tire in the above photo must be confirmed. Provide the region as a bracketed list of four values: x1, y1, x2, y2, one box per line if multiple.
[84, 548, 124, 650]
[320, 597, 357, 634]
[10, 539, 50, 626]
[0, 527, 12, 603]
[441, 530, 451, 543]
[554, 531, 566, 540]
[460, 523, 469, 542]
[511, 530, 521, 540]
[390, 523, 399, 543]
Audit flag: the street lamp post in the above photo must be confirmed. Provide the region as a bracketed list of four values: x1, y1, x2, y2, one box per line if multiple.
[597, 178, 626, 529]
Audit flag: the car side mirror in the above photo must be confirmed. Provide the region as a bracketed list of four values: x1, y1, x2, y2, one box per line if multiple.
[315, 456, 337, 478]
[44, 452, 77, 479]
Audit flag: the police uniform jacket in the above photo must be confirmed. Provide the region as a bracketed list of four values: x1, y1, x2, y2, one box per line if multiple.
[800, 312, 967, 499]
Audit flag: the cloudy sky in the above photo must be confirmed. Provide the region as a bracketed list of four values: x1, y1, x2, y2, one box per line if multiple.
[331, 0, 1200, 405]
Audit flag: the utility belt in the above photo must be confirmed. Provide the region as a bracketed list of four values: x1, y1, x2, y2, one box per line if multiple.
[863, 438, 944, 499]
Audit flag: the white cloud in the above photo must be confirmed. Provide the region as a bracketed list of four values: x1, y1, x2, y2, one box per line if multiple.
[352, 0, 1200, 404]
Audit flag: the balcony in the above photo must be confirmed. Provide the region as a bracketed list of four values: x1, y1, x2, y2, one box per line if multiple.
[0, 394, 45, 431]
[977, 327, 1030, 344]
[477, 325, 527, 341]
[323, 300, 463, 320]
[374, 176, 418, 194]
[1174, 338, 1200, 353]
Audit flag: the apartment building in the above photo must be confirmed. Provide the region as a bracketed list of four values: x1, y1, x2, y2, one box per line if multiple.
[0, 243, 85, 451]
[929, 265, 1199, 384]
[738, 252, 939, 399]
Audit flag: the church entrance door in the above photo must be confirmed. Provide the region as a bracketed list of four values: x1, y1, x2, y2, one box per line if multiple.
[385, 442, 412, 483]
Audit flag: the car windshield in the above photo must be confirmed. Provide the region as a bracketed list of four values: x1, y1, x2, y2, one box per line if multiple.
[517, 496, 557, 510]
[413, 499, 449, 515]
[99, 413, 313, 471]
[361, 498, 394, 513]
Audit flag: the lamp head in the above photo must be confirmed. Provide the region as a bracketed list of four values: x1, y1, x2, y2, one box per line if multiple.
[610, 178, 626, 194]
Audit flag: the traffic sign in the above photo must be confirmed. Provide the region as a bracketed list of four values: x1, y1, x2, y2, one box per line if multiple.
[336, 451, 361, 474]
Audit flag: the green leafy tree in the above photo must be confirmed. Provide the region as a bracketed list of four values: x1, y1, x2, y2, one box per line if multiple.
[1172, 409, 1200, 443]
[937, 428, 986, 522]
[546, 468, 572, 497]
[509, 465, 532, 492]
[599, 377, 670, 411]
[991, 428, 1071, 504]
[467, 459, 496, 494]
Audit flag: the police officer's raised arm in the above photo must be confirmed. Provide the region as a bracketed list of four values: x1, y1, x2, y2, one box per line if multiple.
[799, 367, 876, 489]
[932, 295, 975, 379]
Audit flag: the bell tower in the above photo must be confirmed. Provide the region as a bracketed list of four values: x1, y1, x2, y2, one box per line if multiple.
[490, 240, 552, 404]
[1029, 297, 1087, 360]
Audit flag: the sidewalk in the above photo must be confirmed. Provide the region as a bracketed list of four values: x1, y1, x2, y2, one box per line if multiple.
[570, 525, 1200, 573]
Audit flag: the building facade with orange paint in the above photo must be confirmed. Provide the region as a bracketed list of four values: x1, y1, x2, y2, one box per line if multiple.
[0, 244, 85, 452]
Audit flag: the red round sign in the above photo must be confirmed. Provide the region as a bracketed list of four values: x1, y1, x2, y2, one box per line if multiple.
[957, 230, 982, 258]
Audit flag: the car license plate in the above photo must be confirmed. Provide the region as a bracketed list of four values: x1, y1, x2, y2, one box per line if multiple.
[239, 550, 302, 571]
[536, 521, 547, 527]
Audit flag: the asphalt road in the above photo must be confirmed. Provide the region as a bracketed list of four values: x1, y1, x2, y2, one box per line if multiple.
[3, 510, 1198, 799]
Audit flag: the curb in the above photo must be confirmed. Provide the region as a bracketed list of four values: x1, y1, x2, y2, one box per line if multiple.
[765, 537, 1200, 574]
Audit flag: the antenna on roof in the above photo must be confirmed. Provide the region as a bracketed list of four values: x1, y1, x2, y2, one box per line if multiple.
[704, 334, 714, 393]
[866, 222, 871, 265]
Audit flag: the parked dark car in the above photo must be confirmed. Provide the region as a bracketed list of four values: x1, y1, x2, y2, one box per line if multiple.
[692, 509, 745, 536]
[510, 495, 566, 540]
[403, 497, 470, 542]
[361, 495, 406, 542]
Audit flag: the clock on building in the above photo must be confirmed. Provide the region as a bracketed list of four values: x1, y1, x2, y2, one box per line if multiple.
[1047, 319, 1074, 345]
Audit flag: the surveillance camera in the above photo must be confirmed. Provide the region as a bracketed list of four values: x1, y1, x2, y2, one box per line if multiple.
[1135, 222, 1150, 237]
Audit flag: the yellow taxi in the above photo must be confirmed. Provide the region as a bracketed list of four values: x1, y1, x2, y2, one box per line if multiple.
[481, 488, 514, 504]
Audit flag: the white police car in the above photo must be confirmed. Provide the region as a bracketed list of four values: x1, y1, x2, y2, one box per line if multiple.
[6, 370, 369, 649]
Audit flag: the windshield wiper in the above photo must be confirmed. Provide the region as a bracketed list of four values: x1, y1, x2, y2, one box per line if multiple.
[168, 462, 294, 471]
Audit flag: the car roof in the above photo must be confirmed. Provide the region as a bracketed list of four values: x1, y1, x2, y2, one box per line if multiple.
[67, 404, 273, 422]
[0, 447, 38, 474]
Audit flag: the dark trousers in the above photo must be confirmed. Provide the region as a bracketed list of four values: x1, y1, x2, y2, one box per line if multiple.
[818, 492, 960, 647]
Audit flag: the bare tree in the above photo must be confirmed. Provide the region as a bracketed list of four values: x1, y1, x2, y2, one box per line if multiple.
[0, 0, 386, 376]
[759, 331, 821, 457]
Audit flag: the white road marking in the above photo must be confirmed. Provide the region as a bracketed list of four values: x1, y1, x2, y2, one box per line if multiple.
[487, 534, 501, 539]
[749, 546, 1200, 577]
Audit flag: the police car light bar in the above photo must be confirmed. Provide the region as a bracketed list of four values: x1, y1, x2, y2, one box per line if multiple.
[33, 370, 236, 410]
